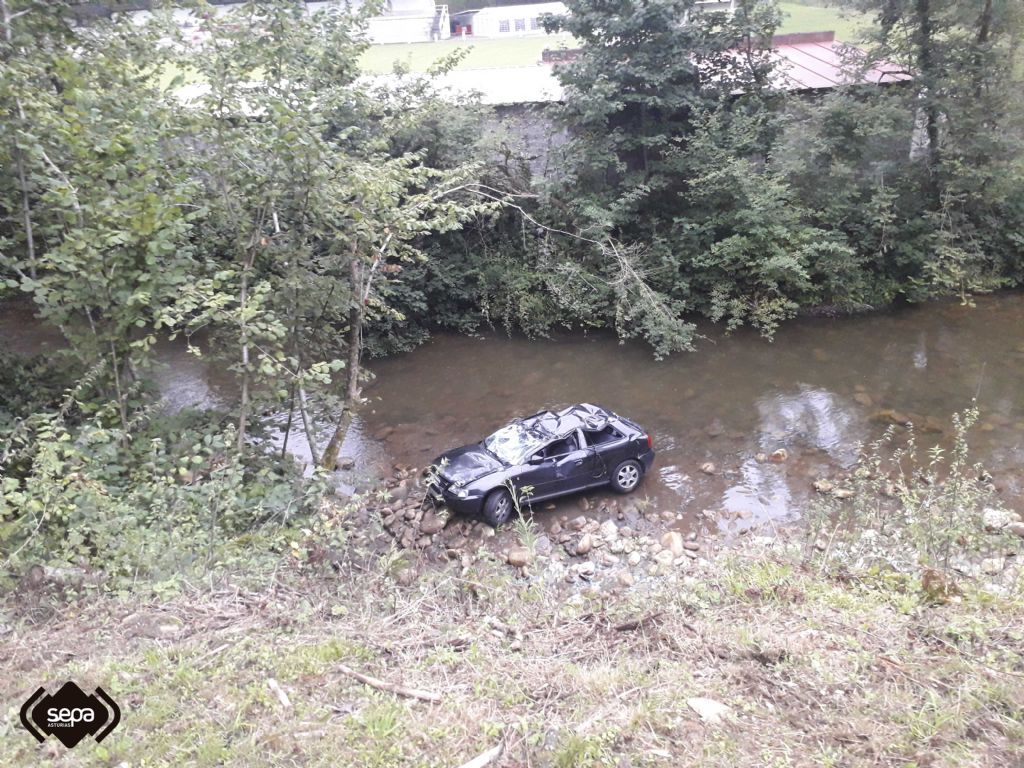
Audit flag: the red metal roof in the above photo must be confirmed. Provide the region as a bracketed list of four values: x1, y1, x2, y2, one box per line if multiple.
[768, 32, 911, 91]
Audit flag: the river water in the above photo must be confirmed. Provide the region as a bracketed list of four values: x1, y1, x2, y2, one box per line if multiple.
[3, 294, 1023, 531]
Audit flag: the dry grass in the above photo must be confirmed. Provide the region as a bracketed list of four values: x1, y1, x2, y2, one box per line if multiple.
[1, 542, 1023, 767]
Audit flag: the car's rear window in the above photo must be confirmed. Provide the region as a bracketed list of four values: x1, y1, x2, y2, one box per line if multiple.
[584, 425, 622, 446]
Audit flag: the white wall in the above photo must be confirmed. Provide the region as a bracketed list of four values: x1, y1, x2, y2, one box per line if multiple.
[124, 1, 448, 44]
[467, 2, 566, 38]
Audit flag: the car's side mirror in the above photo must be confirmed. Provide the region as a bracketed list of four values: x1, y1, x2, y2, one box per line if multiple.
[529, 453, 545, 464]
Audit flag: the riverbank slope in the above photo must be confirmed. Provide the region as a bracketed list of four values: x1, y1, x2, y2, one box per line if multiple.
[3, 518, 1022, 768]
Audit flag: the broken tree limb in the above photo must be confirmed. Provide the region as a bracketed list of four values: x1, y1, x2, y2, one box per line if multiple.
[613, 612, 663, 632]
[455, 742, 503, 768]
[337, 663, 441, 703]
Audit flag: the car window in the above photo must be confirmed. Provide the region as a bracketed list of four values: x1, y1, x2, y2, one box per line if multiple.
[483, 422, 548, 465]
[542, 433, 578, 458]
[583, 425, 622, 446]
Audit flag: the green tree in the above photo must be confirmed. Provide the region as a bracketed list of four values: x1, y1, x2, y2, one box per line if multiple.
[1, 2, 199, 430]
[170, 2, 492, 463]
[835, 0, 1024, 298]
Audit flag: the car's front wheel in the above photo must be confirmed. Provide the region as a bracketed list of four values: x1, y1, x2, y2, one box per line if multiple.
[610, 459, 643, 493]
[482, 488, 515, 527]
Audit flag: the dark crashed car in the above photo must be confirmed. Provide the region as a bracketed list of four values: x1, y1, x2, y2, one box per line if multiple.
[429, 404, 655, 526]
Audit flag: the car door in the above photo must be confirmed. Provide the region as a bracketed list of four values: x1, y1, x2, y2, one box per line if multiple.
[546, 430, 593, 496]
[582, 425, 627, 482]
[512, 442, 561, 503]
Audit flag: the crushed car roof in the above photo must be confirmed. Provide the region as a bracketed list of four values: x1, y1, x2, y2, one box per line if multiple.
[518, 403, 611, 439]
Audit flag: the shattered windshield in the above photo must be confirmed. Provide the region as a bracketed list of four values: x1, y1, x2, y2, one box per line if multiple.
[483, 422, 549, 465]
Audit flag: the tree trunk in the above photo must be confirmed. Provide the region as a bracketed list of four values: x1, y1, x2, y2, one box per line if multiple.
[280, 378, 296, 461]
[108, 340, 130, 434]
[320, 258, 363, 470]
[297, 382, 320, 466]
[237, 250, 255, 453]
[915, 0, 941, 207]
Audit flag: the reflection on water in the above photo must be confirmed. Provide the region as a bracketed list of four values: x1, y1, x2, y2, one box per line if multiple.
[757, 387, 864, 466]
[3, 293, 1024, 526]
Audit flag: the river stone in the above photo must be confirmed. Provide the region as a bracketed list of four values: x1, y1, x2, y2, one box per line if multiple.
[769, 448, 789, 463]
[575, 533, 594, 556]
[479, 525, 496, 539]
[654, 550, 675, 566]
[684, 540, 700, 551]
[549, 521, 562, 535]
[578, 497, 591, 512]
[983, 507, 1021, 532]
[687, 697, 732, 725]
[575, 562, 597, 580]
[618, 571, 636, 587]
[981, 557, 1005, 575]
[1006, 522, 1024, 540]
[569, 515, 588, 531]
[507, 547, 533, 568]
[420, 513, 447, 535]
[390, 484, 410, 501]
[700, 462, 716, 475]
[705, 419, 725, 437]
[813, 479, 834, 494]
[336, 456, 356, 470]
[628, 552, 643, 566]
[599, 520, 619, 540]
[661, 532, 685, 558]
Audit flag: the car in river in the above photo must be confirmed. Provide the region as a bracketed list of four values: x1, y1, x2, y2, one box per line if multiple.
[428, 403, 655, 526]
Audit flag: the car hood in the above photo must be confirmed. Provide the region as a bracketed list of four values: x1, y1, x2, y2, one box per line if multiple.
[436, 444, 503, 485]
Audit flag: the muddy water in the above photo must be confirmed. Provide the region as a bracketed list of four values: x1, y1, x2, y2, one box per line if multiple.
[4, 294, 1024, 531]
[362, 295, 1024, 531]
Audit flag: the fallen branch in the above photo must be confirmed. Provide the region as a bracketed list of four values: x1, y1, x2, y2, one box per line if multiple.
[613, 612, 663, 632]
[455, 742, 503, 768]
[337, 663, 441, 703]
[267, 678, 292, 709]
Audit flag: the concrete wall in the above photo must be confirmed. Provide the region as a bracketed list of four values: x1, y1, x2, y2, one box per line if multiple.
[485, 103, 566, 181]
[368, 13, 448, 43]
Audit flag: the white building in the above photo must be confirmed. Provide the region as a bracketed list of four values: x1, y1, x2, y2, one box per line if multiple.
[123, 0, 450, 45]
[450, 2, 566, 38]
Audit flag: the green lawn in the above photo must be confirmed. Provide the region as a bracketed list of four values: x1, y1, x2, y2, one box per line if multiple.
[359, 4, 874, 74]
[778, 2, 872, 43]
